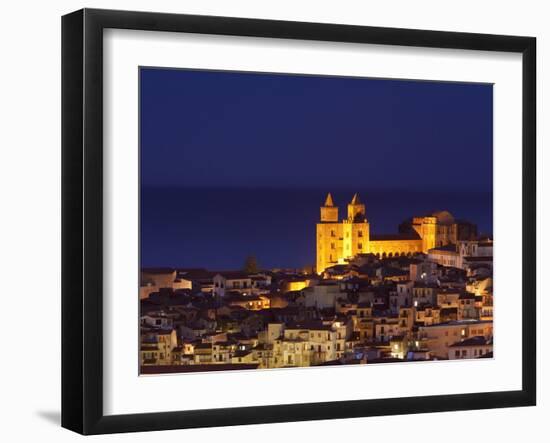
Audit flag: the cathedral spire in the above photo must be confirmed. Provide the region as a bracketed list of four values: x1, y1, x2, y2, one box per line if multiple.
[320, 192, 338, 222]
[348, 193, 366, 222]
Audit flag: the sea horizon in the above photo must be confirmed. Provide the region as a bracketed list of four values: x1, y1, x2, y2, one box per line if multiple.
[140, 186, 492, 270]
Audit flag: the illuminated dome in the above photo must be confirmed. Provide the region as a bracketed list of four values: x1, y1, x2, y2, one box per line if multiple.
[431, 210, 455, 225]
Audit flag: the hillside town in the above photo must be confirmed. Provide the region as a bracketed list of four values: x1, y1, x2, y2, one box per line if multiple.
[140, 194, 493, 373]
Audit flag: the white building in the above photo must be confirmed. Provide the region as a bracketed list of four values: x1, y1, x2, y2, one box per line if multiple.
[304, 281, 342, 309]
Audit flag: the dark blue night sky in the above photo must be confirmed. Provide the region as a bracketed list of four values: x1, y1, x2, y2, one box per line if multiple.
[140, 68, 493, 269]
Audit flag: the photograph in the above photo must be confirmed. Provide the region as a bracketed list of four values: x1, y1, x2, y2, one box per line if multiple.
[138, 68, 494, 374]
[0, 0, 543, 439]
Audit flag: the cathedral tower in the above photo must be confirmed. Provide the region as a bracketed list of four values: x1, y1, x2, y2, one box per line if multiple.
[316, 193, 342, 274]
[316, 193, 370, 275]
[347, 193, 366, 222]
[320, 192, 338, 222]
[343, 193, 370, 261]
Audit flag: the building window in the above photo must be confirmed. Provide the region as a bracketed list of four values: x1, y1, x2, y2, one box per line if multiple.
[358, 243, 363, 249]
[331, 242, 335, 250]
[331, 230, 336, 237]
[358, 230, 363, 237]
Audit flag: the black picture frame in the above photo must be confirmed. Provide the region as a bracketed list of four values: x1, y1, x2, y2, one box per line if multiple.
[62, 8, 536, 435]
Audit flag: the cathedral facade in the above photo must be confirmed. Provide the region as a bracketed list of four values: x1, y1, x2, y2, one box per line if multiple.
[316, 193, 477, 274]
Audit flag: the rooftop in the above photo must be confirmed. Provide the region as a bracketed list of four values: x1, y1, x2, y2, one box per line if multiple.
[285, 321, 334, 331]
[429, 244, 458, 253]
[141, 267, 175, 275]
[449, 335, 492, 347]
[370, 233, 421, 241]
[419, 319, 493, 328]
[464, 256, 493, 262]
[215, 271, 252, 280]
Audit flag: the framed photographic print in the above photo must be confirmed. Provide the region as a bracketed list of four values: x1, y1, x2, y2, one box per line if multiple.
[61, 8, 536, 435]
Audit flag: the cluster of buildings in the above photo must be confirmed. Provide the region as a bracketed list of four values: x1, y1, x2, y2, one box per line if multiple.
[140, 194, 493, 373]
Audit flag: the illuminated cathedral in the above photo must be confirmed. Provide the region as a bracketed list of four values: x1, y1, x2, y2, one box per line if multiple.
[316, 193, 477, 274]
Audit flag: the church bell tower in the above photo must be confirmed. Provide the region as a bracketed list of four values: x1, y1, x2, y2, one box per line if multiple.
[317, 193, 342, 274]
[343, 193, 370, 260]
[320, 192, 338, 222]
